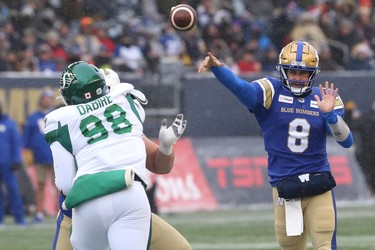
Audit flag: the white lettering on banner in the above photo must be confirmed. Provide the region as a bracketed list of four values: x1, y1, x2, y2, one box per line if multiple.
[156, 173, 201, 202]
[298, 174, 310, 182]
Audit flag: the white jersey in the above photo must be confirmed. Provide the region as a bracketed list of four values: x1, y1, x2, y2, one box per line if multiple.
[45, 83, 147, 193]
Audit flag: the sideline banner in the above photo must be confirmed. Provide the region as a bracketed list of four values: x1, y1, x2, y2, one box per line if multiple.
[156, 137, 370, 212]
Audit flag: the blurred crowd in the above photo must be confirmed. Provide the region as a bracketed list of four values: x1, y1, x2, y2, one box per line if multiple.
[344, 98, 375, 197]
[1, 0, 375, 76]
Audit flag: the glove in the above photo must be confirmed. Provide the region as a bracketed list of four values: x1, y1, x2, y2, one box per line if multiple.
[99, 68, 121, 87]
[159, 114, 187, 155]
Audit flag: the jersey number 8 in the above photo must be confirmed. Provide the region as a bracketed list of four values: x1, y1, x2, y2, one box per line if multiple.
[287, 118, 310, 153]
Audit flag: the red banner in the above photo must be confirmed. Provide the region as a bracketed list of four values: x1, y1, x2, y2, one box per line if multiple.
[155, 138, 218, 212]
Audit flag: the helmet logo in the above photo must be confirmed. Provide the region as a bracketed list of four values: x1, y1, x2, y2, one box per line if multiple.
[60, 70, 75, 89]
[291, 61, 306, 67]
[96, 88, 103, 95]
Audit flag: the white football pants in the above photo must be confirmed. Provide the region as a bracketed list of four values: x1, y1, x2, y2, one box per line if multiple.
[70, 182, 151, 250]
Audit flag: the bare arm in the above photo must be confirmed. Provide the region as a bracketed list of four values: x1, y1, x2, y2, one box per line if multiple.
[143, 135, 175, 174]
[143, 114, 187, 174]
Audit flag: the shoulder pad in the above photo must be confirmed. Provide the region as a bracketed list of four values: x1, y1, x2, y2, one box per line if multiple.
[129, 89, 148, 105]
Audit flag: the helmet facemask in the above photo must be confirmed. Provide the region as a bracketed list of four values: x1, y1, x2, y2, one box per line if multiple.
[276, 40, 320, 96]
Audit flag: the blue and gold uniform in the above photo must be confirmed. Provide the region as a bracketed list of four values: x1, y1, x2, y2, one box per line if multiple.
[201, 40, 353, 250]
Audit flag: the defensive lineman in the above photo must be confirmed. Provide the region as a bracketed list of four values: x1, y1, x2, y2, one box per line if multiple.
[45, 61, 187, 250]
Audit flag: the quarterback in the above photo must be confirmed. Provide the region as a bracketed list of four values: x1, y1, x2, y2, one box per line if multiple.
[45, 62, 189, 250]
[198, 40, 353, 249]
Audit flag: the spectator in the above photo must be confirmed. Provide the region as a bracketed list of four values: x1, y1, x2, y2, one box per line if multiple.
[345, 42, 374, 70]
[36, 44, 59, 73]
[19, 48, 39, 72]
[159, 26, 184, 60]
[1, 0, 375, 74]
[268, 7, 295, 52]
[334, 19, 361, 50]
[112, 34, 145, 74]
[289, 12, 329, 53]
[0, 98, 26, 226]
[95, 26, 116, 56]
[180, 29, 207, 68]
[23, 87, 57, 223]
[93, 45, 112, 69]
[356, 97, 375, 196]
[236, 50, 262, 74]
[334, 0, 358, 24]
[261, 46, 279, 72]
[73, 17, 102, 63]
[250, 21, 273, 53]
[196, 0, 217, 29]
[141, 32, 164, 74]
[318, 44, 345, 71]
[44, 30, 68, 69]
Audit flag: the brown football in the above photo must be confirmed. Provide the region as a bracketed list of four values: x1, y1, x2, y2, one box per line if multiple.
[169, 4, 197, 31]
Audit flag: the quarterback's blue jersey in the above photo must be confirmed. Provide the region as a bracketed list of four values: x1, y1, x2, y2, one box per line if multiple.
[212, 66, 345, 186]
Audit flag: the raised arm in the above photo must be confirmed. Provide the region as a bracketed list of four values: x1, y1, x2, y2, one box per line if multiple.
[314, 81, 353, 148]
[198, 52, 258, 110]
[144, 114, 187, 174]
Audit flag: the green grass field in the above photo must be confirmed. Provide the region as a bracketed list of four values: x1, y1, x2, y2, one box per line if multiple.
[1, 203, 374, 250]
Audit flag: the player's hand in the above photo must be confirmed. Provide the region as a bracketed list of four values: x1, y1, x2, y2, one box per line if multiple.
[198, 52, 225, 73]
[314, 81, 338, 113]
[99, 68, 121, 87]
[158, 114, 187, 155]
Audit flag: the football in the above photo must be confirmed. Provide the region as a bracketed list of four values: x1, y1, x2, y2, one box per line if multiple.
[169, 4, 197, 31]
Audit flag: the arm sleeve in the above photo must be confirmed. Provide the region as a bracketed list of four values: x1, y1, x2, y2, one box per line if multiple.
[211, 66, 258, 110]
[324, 111, 353, 148]
[50, 141, 76, 195]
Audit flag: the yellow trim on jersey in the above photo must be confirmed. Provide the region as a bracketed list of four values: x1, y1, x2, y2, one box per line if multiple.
[256, 78, 275, 109]
[334, 95, 344, 110]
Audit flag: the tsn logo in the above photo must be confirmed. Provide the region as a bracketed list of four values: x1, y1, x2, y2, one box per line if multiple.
[207, 156, 352, 189]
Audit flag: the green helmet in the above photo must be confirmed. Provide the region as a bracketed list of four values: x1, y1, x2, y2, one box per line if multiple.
[59, 61, 108, 105]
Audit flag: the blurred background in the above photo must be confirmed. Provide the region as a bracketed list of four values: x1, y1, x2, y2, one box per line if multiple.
[0, 0, 374, 238]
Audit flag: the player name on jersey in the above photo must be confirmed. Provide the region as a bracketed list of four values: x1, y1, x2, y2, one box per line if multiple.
[76, 95, 113, 115]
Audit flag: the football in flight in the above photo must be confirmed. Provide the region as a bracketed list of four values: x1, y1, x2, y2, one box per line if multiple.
[169, 4, 197, 31]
